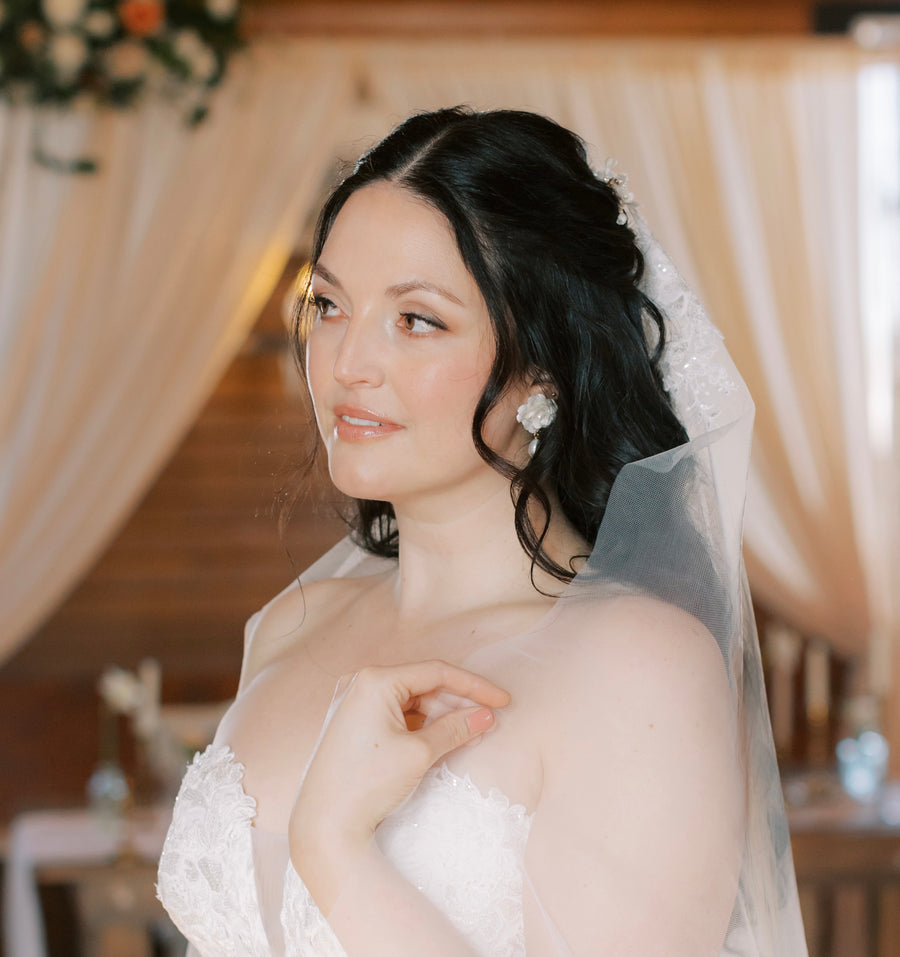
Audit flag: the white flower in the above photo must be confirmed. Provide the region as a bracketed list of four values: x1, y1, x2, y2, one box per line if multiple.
[173, 27, 203, 61]
[84, 8, 116, 38]
[99, 667, 144, 714]
[205, 0, 237, 20]
[132, 658, 161, 739]
[516, 393, 558, 434]
[174, 28, 217, 81]
[41, 0, 87, 30]
[105, 40, 148, 81]
[190, 45, 217, 82]
[48, 31, 88, 83]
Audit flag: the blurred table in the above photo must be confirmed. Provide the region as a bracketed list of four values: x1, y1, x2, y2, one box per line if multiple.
[3, 805, 175, 957]
[786, 776, 900, 957]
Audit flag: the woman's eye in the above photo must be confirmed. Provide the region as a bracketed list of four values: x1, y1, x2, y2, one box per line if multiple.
[312, 295, 339, 318]
[400, 313, 443, 334]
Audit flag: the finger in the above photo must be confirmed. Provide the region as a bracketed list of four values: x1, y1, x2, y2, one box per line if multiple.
[385, 660, 511, 709]
[417, 707, 498, 761]
[414, 691, 473, 723]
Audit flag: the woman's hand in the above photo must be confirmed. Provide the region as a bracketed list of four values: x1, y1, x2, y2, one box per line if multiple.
[289, 660, 509, 897]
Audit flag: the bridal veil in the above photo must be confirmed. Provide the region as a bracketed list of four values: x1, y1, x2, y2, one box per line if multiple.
[284, 200, 808, 955]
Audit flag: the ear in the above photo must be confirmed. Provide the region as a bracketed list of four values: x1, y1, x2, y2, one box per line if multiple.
[528, 374, 558, 400]
[508, 372, 557, 417]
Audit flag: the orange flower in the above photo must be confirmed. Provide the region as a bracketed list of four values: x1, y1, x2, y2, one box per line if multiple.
[19, 21, 46, 52]
[118, 0, 164, 37]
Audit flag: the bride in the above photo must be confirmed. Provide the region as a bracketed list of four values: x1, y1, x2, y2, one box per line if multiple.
[158, 107, 807, 956]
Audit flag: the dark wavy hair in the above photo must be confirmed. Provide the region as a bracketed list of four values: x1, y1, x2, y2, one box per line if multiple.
[294, 107, 689, 584]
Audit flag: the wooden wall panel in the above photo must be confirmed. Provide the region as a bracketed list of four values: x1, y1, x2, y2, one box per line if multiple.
[0, 260, 344, 824]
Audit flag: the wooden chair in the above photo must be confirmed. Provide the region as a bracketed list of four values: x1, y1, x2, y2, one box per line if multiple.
[37, 857, 185, 957]
[792, 826, 900, 957]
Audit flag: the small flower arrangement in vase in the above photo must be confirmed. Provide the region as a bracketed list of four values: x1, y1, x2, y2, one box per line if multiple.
[89, 658, 166, 832]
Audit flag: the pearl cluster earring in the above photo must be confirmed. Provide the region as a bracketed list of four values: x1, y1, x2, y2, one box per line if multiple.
[516, 393, 558, 457]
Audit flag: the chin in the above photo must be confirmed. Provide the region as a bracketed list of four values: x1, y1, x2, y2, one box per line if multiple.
[327, 458, 397, 503]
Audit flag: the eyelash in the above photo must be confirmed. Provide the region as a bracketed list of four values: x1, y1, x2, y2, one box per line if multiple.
[312, 294, 338, 317]
[401, 312, 445, 334]
[312, 295, 445, 335]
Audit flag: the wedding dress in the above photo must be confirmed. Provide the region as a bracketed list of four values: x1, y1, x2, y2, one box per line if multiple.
[158, 737, 532, 956]
[157, 210, 808, 956]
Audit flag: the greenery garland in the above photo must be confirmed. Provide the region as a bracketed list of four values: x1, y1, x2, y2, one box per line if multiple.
[0, 0, 244, 170]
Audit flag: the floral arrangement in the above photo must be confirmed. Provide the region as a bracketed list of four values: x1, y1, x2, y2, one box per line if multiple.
[98, 659, 228, 800]
[99, 659, 161, 739]
[0, 0, 243, 161]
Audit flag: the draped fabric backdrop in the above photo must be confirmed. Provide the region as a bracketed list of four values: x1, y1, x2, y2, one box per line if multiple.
[0, 41, 354, 661]
[1, 37, 897, 752]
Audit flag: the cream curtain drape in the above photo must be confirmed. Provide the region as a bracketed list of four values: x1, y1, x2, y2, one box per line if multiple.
[0, 40, 357, 664]
[3, 38, 896, 731]
[336, 39, 896, 673]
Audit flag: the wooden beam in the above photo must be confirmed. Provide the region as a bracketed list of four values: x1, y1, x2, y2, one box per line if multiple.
[240, 0, 813, 38]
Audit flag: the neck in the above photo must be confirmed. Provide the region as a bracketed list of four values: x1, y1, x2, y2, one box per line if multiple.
[388, 481, 579, 625]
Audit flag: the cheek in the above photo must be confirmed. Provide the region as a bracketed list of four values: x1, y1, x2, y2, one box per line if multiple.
[406, 359, 487, 435]
[304, 331, 333, 428]
[304, 325, 327, 379]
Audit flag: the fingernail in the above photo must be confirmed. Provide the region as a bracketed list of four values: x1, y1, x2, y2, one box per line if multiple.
[468, 709, 494, 733]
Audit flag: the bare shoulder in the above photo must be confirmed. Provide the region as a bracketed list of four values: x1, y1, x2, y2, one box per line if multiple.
[538, 592, 731, 730]
[237, 572, 385, 694]
[526, 593, 743, 953]
[557, 590, 723, 668]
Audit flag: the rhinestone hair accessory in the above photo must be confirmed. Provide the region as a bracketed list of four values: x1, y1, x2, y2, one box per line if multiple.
[597, 157, 635, 225]
[516, 393, 558, 456]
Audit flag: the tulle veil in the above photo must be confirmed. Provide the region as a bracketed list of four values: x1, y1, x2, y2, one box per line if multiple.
[284, 209, 808, 956]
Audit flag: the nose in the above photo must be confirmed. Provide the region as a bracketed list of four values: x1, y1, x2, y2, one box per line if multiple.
[331, 315, 385, 388]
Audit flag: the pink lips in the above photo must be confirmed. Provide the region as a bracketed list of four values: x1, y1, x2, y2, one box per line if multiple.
[333, 405, 402, 442]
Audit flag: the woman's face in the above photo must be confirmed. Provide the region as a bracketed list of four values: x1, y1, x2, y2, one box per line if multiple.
[306, 181, 531, 518]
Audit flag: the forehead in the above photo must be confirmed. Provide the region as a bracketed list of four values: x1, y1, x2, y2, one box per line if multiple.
[321, 181, 473, 291]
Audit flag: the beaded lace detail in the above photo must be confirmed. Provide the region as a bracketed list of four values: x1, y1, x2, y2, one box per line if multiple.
[282, 866, 346, 956]
[157, 745, 269, 956]
[596, 154, 740, 431]
[159, 746, 533, 957]
[633, 214, 740, 436]
[372, 764, 532, 956]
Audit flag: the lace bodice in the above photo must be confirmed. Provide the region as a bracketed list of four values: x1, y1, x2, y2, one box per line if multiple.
[157, 745, 533, 957]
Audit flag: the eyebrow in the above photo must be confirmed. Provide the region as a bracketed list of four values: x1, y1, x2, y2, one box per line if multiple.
[312, 264, 464, 307]
[386, 279, 464, 306]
